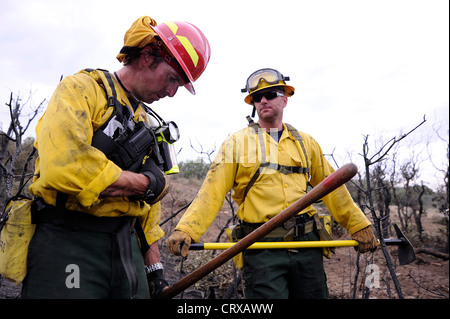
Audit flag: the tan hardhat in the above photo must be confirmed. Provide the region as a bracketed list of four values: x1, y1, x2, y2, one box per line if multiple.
[241, 68, 295, 104]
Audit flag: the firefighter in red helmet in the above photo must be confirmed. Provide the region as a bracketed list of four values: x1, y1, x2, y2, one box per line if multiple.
[21, 16, 210, 299]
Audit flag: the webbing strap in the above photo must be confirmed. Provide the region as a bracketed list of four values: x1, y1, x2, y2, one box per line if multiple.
[260, 162, 310, 175]
[242, 122, 310, 201]
[84, 69, 134, 132]
[242, 169, 261, 201]
[285, 123, 310, 173]
[114, 220, 138, 298]
[99, 69, 120, 108]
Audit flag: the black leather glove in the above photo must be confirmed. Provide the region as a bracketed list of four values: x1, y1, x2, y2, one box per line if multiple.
[140, 158, 169, 204]
[147, 269, 169, 299]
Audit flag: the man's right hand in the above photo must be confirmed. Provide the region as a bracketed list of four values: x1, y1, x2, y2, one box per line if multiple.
[168, 230, 192, 257]
[140, 158, 169, 204]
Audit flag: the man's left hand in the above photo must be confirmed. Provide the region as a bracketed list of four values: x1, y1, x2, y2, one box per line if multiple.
[351, 226, 378, 253]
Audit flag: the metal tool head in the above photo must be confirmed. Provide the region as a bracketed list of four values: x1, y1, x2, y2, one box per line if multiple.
[392, 223, 416, 265]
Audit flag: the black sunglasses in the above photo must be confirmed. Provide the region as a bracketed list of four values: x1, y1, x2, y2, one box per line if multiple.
[252, 91, 285, 103]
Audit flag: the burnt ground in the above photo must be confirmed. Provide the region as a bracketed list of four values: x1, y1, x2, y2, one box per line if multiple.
[1, 177, 448, 299]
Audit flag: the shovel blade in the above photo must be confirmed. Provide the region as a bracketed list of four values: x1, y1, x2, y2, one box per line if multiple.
[392, 223, 416, 265]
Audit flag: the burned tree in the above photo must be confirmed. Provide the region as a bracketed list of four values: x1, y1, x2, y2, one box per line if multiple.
[355, 116, 426, 299]
[0, 92, 44, 210]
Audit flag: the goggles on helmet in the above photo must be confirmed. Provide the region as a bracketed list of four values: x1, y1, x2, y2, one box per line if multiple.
[241, 68, 290, 93]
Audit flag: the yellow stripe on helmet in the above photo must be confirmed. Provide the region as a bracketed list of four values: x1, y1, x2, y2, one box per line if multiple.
[177, 36, 199, 67]
[166, 21, 178, 34]
[165, 22, 199, 67]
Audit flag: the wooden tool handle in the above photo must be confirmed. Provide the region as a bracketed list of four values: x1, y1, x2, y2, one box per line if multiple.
[161, 163, 358, 299]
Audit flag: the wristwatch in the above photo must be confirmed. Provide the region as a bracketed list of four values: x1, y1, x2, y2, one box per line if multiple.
[145, 262, 164, 274]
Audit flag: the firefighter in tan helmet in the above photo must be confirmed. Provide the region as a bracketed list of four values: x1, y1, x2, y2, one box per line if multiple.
[168, 68, 377, 299]
[21, 16, 210, 299]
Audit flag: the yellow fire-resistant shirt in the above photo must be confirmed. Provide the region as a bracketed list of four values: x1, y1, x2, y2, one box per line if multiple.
[29, 69, 164, 245]
[175, 124, 371, 243]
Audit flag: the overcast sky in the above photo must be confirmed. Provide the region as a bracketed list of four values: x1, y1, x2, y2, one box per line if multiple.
[0, 0, 448, 189]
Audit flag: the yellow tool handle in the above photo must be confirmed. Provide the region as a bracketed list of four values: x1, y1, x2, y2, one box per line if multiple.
[192, 240, 361, 250]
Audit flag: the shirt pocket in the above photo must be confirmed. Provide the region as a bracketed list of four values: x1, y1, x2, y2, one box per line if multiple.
[287, 152, 309, 193]
[236, 160, 275, 194]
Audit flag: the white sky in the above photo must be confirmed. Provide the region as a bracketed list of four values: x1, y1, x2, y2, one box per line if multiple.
[0, 0, 448, 189]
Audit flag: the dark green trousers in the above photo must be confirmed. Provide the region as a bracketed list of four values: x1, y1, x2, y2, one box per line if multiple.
[242, 230, 329, 299]
[21, 223, 150, 299]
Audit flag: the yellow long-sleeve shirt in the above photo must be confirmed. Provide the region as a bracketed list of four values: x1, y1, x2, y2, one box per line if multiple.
[176, 124, 371, 242]
[29, 69, 164, 245]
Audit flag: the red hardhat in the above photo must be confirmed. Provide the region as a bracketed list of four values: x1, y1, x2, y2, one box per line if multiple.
[151, 21, 211, 94]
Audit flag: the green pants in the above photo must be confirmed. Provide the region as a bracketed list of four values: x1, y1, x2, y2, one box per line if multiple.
[242, 230, 329, 299]
[21, 223, 150, 299]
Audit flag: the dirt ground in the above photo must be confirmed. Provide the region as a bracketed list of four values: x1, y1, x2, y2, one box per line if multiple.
[323, 237, 448, 299]
[158, 178, 449, 299]
[159, 178, 449, 299]
[323, 208, 449, 299]
[1, 177, 448, 299]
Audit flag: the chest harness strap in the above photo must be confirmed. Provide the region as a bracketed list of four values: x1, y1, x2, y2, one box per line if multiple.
[242, 121, 310, 201]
